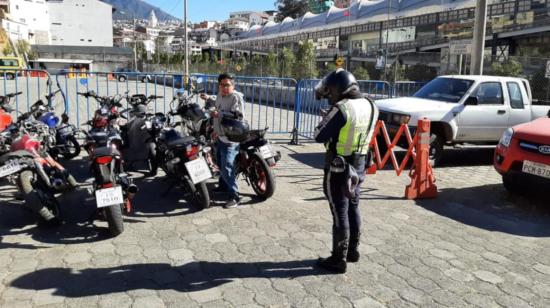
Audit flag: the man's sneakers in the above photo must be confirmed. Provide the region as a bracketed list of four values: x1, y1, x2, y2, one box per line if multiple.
[223, 198, 241, 209]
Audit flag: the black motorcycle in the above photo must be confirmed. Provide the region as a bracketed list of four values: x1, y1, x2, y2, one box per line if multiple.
[176, 89, 280, 200]
[119, 94, 164, 174]
[154, 106, 213, 209]
[79, 91, 137, 236]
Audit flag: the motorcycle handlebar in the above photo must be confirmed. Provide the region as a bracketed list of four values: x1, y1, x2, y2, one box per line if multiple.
[7, 91, 23, 98]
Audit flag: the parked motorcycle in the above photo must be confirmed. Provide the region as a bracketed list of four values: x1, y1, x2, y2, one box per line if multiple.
[79, 91, 137, 236]
[0, 111, 77, 227]
[177, 87, 280, 200]
[153, 93, 212, 209]
[119, 94, 164, 174]
[20, 89, 81, 159]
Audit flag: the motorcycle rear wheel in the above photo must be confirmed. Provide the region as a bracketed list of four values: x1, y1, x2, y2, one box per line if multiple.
[248, 154, 276, 200]
[184, 176, 210, 209]
[104, 203, 124, 236]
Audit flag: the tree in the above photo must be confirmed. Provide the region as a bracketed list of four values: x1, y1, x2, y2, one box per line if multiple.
[490, 58, 524, 77]
[279, 47, 295, 78]
[275, 0, 309, 22]
[265, 52, 278, 77]
[405, 63, 437, 81]
[2, 44, 13, 56]
[353, 66, 370, 80]
[293, 40, 318, 79]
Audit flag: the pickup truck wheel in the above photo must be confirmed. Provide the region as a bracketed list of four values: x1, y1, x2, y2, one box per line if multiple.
[118, 75, 127, 82]
[429, 133, 444, 167]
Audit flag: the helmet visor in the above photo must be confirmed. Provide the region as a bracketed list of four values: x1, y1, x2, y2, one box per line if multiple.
[314, 78, 329, 100]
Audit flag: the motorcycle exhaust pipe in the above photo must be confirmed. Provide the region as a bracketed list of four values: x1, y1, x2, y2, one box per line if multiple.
[51, 178, 65, 191]
[34, 161, 52, 187]
[126, 184, 138, 199]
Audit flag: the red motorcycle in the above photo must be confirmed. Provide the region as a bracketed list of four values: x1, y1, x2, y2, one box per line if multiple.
[0, 105, 77, 227]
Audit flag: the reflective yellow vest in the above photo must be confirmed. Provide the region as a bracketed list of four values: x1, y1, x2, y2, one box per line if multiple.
[331, 98, 377, 156]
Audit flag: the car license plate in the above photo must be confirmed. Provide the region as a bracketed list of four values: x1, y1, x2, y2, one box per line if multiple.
[0, 161, 22, 178]
[185, 157, 212, 184]
[522, 160, 550, 179]
[260, 145, 274, 159]
[95, 186, 124, 208]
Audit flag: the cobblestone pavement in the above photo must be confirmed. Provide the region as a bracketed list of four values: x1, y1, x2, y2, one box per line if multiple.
[0, 141, 549, 307]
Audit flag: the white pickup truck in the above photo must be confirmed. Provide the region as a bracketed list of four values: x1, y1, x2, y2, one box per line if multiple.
[375, 75, 550, 165]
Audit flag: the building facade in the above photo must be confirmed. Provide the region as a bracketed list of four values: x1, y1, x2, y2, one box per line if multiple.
[48, 0, 113, 47]
[9, 0, 50, 44]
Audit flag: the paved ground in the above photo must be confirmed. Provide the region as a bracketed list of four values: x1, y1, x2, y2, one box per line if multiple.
[0, 139, 549, 307]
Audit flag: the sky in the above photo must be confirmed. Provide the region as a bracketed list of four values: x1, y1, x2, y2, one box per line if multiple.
[145, 0, 278, 22]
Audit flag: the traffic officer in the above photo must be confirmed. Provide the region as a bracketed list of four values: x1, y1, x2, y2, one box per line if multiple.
[314, 69, 379, 273]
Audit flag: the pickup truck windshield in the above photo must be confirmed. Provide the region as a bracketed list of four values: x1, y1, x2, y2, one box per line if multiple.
[413, 78, 474, 103]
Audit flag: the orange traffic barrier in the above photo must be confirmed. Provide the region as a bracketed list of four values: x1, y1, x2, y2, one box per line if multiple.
[367, 118, 437, 199]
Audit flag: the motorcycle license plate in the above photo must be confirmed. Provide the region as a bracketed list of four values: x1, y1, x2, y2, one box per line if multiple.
[95, 186, 124, 208]
[260, 145, 274, 159]
[58, 126, 74, 135]
[0, 161, 22, 178]
[185, 157, 212, 184]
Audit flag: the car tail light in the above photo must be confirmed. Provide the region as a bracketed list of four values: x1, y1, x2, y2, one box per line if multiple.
[102, 182, 114, 188]
[95, 156, 113, 165]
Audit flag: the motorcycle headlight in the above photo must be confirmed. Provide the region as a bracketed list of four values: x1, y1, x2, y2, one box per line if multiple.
[499, 128, 514, 148]
[391, 113, 411, 125]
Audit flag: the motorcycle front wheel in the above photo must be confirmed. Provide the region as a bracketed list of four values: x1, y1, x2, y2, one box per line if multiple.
[104, 203, 124, 236]
[248, 154, 276, 200]
[61, 136, 81, 159]
[18, 170, 60, 222]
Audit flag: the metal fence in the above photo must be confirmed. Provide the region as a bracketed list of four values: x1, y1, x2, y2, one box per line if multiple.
[190, 74, 298, 135]
[393, 81, 427, 98]
[293, 79, 392, 141]
[1, 69, 426, 143]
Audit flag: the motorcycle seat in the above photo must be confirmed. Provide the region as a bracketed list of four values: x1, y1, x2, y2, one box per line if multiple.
[167, 136, 195, 148]
[93, 146, 120, 158]
[89, 131, 109, 143]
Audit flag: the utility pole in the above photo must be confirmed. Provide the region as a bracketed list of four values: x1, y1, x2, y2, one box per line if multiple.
[383, 0, 392, 81]
[133, 15, 137, 70]
[471, 0, 488, 75]
[183, 0, 189, 82]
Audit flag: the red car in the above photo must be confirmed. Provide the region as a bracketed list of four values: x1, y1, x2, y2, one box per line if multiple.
[494, 112, 550, 192]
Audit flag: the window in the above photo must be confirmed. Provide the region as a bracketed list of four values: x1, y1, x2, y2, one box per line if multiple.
[507, 82, 524, 109]
[472, 82, 504, 105]
[413, 78, 474, 103]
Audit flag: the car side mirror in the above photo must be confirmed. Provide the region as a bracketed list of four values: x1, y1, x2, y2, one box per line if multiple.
[464, 96, 478, 106]
[547, 109, 550, 118]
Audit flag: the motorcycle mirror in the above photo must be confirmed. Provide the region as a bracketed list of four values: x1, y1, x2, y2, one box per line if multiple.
[175, 89, 185, 98]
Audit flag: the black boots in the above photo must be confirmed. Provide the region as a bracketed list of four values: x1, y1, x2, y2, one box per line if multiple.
[347, 232, 360, 263]
[317, 229, 349, 273]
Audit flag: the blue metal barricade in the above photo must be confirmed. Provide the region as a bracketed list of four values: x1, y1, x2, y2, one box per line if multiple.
[291, 79, 392, 143]
[191, 74, 298, 135]
[1, 69, 427, 141]
[392, 81, 427, 98]
[53, 71, 185, 126]
[0, 69, 53, 122]
[358, 80, 392, 100]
